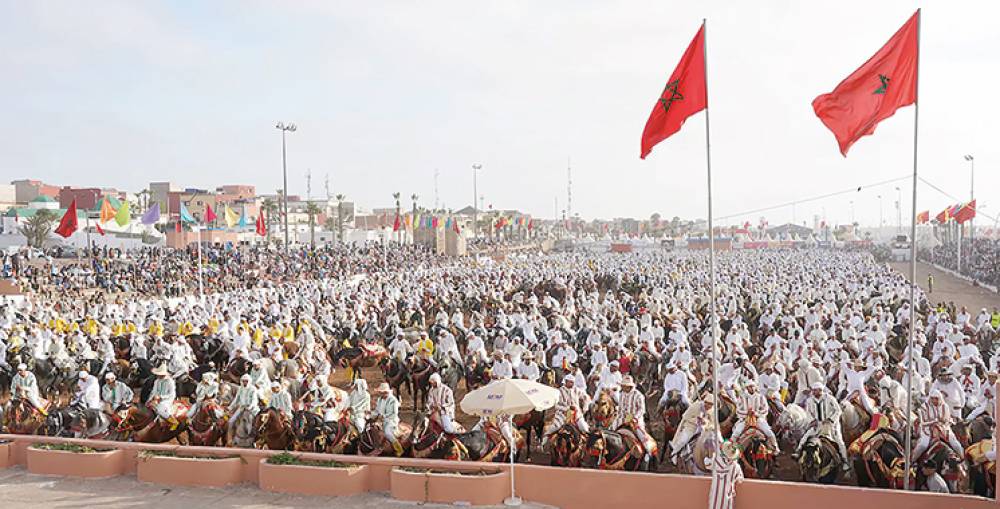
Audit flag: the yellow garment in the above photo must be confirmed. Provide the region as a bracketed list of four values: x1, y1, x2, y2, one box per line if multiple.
[283, 326, 294, 341]
[208, 318, 219, 335]
[269, 326, 281, 339]
[126, 322, 137, 334]
[253, 328, 265, 347]
[416, 338, 434, 356]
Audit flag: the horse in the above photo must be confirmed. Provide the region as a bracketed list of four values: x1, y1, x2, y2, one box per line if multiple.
[331, 345, 389, 381]
[736, 423, 776, 479]
[464, 356, 491, 391]
[380, 358, 411, 402]
[581, 428, 656, 471]
[674, 428, 719, 475]
[852, 429, 907, 489]
[357, 418, 414, 457]
[409, 359, 437, 411]
[253, 407, 294, 451]
[115, 401, 190, 443]
[840, 396, 873, 449]
[186, 399, 228, 446]
[589, 390, 618, 431]
[550, 423, 586, 467]
[411, 412, 512, 462]
[774, 403, 811, 451]
[798, 434, 842, 484]
[659, 391, 688, 456]
[966, 438, 996, 498]
[917, 439, 968, 494]
[229, 407, 258, 448]
[291, 410, 333, 452]
[3, 398, 50, 435]
[514, 409, 546, 456]
[437, 357, 464, 392]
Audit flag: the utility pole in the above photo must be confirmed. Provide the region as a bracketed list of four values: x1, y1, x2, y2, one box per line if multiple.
[566, 157, 572, 226]
[306, 169, 312, 201]
[325, 173, 330, 200]
[434, 169, 440, 211]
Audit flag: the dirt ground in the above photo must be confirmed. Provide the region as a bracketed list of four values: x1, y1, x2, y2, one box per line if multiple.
[888, 262, 1000, 312]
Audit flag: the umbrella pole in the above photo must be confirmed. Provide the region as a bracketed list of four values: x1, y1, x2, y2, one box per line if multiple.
[504, 414, 521, 506]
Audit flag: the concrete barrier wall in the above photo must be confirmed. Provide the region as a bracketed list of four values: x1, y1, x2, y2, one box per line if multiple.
[0, 434, 992, 509]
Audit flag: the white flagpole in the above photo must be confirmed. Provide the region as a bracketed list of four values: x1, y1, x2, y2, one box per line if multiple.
[702, 18, 720, 438]
[903, 7, 921, 491]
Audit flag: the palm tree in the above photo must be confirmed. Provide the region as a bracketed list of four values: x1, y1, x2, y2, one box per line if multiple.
[261, 198, 278, 241]
[335, 194, 346, 242]
[305, 201, 322, 247]
[19, 209, 58, 248]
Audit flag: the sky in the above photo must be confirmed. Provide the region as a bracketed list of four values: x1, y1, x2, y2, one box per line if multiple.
[1, 1, 997, 228]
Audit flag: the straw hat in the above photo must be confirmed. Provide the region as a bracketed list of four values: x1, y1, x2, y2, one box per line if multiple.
[376, 382, 391, 394]
[151, 364, 170, 376]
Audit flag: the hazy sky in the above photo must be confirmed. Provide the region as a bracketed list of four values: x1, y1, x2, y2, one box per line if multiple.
[1, 1, 997, 228]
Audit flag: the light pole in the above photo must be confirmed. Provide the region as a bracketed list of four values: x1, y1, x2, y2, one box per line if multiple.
[965, 155, 974, 242]
[276, 122, 297, 250]
[877, 194, 883, 231]
[472, 164, 482, 239]
[895, 186, 902, 235]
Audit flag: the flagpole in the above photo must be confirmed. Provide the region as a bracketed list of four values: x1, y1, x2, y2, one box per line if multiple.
[903, 7, 921, 491]
[702, 18, 720, 440]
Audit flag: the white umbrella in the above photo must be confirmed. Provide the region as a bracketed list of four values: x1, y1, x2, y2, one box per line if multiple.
[460, 379, 559, 506]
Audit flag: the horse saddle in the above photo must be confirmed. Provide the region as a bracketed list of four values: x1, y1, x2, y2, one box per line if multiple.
[617, 426, 656, 456]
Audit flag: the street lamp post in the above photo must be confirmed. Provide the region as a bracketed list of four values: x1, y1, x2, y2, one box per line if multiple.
[276, 122, 297, 250]
[965, 155, 975, 243]
[895, 186, 902, 235]
[472, 164, 482, 239]
[877, 194, 883, 233]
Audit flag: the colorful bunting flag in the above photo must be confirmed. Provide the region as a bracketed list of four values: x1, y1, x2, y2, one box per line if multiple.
[114, 201, 131, 227]
[256, 210, 267, 237]
[141, 202, 160, 225]
[179, 203, 196, 223]
[205, 204, 218, 224]
[224, 204, 239, 228]
[99, 197, 117, 224]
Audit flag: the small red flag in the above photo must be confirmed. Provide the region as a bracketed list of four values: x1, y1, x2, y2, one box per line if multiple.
[527, 219, 534, 230]
[954, 200, 976, 224]
[392, 214, 401, 232]
[54, 200, 79, 238]
[640, 25, 707, 159]
[175, 220, 182, 233]
[95, 223, 105, 236]
[256, 211, 267, 237]
[204, 204, 217, 224]
[13, 210, 19, 223]
[452, 219, 460, 234]
[813, 11, 919, 156]
[915, 211, 929, 224]
[934, 207, 950, 224]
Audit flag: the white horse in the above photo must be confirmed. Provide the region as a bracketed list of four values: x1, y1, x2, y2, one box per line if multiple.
[775, 403, 810, 450]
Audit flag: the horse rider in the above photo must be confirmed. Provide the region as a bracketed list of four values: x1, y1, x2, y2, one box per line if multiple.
[731, 379, 779, 452]
[967, 383, 994, 422]
[613, 376, 652, 455]
[796, 382, 848, 470]
[794, 356, 824, 406]
[148, 364, 178, 429]
[415, 331, 436, 367]
[932, 368, 966, 419]
[517, 351, 541, 382]
[491, 350, 514, 380]
[594, 360, 623, 403]
[466, 333, 488, 363]
[427, 372, 458, 434]
[307, 375, 336, 413]
[348, 378, 371, 433]
[11, 363, 46, 415]
[267, 381, 293, 420]
[387, 332, 412, 362]
[187, 371, 220, 419]
[374, 382, 404, 456]
[911, 389, 964, 461]
[437, 330, 462, 365]
[101, 372, 133, 414]
[658, 360, 690, 409]
[249, 358, 271, 402]
[544, 375, 591, 443]
[71, 370, 101, 411]
[758, 363, 785, 413]
[669, 393, 715, 464]
[228, 374, 260, 438]
[839, 358, 877, 415]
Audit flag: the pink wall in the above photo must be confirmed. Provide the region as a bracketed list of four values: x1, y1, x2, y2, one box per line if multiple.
[0, 434, 991, 509]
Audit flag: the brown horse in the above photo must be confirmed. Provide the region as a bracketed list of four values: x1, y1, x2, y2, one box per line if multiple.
[581, 428, 655, 471]
[659, 391, 688, 455]
[357, 418, 414, 457]
[736, 424, 776, 479]
[3, 399, 49, 435]
[187, 399, 228, 446]
[380, 357, 411, 402]
[254, 408, 293, 450]
[589, 391, 617, 430]
[332, 345, 389, 381]
[514, 409, 546, 456]
[550, 423, 585, 467]
[115, 401, 190, 443]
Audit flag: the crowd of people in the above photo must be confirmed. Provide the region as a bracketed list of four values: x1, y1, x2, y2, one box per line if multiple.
[0, 244, 997, 496]
[921, 238, 1000, 289]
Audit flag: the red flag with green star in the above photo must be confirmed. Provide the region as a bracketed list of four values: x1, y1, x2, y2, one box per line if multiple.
[640, 24, 706, 159]
[812, 11, 919, 156]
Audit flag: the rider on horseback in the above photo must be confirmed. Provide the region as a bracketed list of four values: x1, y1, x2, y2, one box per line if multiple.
[148, 364, 178, 429]
[732, 380, 779, 452]
[101, 372, 134, 414]
[427, 372, 458, 433]
[612, 376, 653, 455]
[796, 382, 848, 469]
[186, 372, 219, 419]
[669, 393, 714, 464]
[11, 363, 46, 415]
[911, 389, 964, 461]
[228, 374, 260, 439]
[71, 370, 101, 410]
[543, 375, 591, 443]
[348, 378, 371, 433]
[374, 382, 404, 456]
[266, 381, 293, 420]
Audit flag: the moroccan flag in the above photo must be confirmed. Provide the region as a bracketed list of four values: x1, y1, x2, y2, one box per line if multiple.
[640, 24, 707, 159]
[954, 200, 976, 223]
[175, 220, 182, 233]
[915, 210, 929, 224]
[99, 197, 117, 223]
[55, 200, 79, 238]
[95, 222, 105, 236]
[114, 201, 131, 227]
[204, 204, 217, 224]
[812, 11, 919, 156]
[393, 214, 401, 232]
[256, 211, 267, 237]
[527, 219, 534, 230]
[452, 219, 460, 234]
[934, 207, 951, 224]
